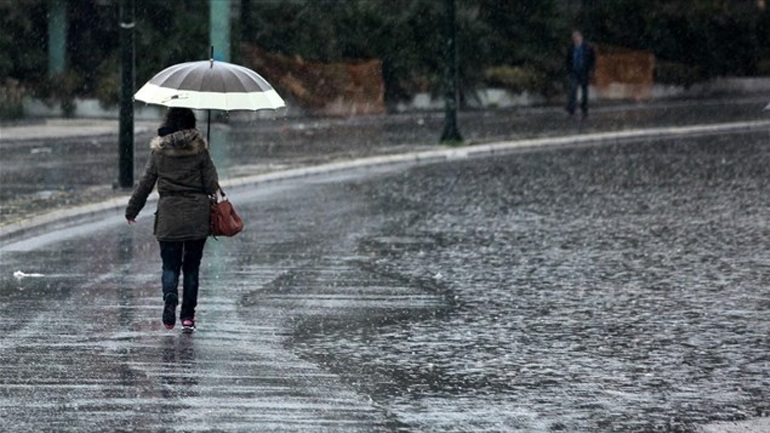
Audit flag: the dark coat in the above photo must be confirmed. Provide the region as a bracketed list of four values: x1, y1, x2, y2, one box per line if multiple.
[566, 42, 596, 82]
[125, 129, 219, 241]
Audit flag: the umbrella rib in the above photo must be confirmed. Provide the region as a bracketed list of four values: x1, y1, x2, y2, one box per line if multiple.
[135, 60, 284, 111]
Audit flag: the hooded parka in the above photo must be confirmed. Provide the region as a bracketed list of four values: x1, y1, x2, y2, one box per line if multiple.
[125, 129, 219, 241]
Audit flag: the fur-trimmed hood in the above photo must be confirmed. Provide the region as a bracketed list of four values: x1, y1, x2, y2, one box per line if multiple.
[150, 129, 208, 156]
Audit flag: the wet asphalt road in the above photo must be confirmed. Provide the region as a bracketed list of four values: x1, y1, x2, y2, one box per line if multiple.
[2, 128, 770, 432]
[0, 166, 412, 432]
[290, 129, 770, 433]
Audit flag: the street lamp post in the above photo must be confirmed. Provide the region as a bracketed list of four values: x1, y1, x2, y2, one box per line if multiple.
[47, 0, 67, 77]
[118, 0, 135, 189]
[210, 0, 231, 62]
[440, 0, 462, 144]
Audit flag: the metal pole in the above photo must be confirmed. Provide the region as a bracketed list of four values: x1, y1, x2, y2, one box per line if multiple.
[47, 0, 67, 77]
[118, 0, 135, 189]
[440, 0, 462, 144]
[210, 0, 231, 62]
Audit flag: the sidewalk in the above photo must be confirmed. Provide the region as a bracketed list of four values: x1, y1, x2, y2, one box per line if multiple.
[1, 96, 768, 241]
[0, 118, 157, 142]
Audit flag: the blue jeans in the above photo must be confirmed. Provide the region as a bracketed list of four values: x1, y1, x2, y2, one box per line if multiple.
[160, 239, 206, 320]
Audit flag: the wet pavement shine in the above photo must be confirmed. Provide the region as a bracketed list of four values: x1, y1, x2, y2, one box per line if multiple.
[288, 130, 770, 433]
[0, 172, 407, 432]
[1, 99, 770, 432]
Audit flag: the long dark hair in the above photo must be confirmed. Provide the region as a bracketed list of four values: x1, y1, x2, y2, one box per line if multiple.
[158, 107, 196, 136]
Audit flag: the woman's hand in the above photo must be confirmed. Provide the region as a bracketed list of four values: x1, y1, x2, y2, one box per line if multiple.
[126, 218, 136, 225]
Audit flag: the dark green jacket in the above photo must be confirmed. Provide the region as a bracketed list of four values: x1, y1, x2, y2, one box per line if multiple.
[125, 129, 219, 241]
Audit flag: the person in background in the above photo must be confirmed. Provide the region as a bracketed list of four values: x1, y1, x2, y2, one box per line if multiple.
[125, 107, 219, 331]
[565, 30, 596, 118]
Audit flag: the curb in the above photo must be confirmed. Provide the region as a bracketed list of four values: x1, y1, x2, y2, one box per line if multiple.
[2, 119, 769, 244]
[223, 119, 770, 189]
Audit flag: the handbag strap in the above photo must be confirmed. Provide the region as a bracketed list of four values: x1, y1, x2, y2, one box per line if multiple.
[212, 186, 226, 201]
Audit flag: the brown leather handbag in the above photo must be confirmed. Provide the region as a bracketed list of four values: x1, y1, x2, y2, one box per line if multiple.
[210, 188, 243, 237]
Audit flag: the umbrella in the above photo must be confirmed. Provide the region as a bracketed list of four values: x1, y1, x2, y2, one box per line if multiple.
[134, 57, 285, 141]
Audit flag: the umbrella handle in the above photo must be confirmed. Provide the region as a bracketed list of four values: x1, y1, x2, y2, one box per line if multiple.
[207, 110, 211, 143]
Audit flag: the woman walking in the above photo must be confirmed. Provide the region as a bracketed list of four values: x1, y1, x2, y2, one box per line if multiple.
[125, 107, 219, 331]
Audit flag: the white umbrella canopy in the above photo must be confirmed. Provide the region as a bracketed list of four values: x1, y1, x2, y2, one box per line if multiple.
[134, 60, 286, 111]
[134, 58, 285, 140]
[135, 59, 285, 111]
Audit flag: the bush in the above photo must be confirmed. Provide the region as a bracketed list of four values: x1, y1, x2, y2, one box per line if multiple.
[483, 66, 542, 94]
[0, 79, 26, 120]
[242, 0, 566, 105]
[756, 59, 770, 76]
[36, 71, 83, 118]
[583, 1, 765, 79]
[654, 62, 706, 89]
[94, 56, 120, 109]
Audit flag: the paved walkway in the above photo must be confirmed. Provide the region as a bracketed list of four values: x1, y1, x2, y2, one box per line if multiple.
[0, 118, 156, 141]
[1, 97, 767, 143]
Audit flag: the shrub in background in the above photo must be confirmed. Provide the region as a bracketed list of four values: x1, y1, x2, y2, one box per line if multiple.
[483, 66, 542, 94]
[0, 79, 26, 120]
[654, 62, 707, 89]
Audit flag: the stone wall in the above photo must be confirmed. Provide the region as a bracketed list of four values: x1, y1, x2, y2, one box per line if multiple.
[593, 45, 656, 101]
[241, 44, 386, 117]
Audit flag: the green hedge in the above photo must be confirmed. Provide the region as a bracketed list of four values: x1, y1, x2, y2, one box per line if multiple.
[0, 79, 26, 120]
[581, 1, 768, 79]
[654, 62, 707, 88]
[1, 0, 766, 114]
